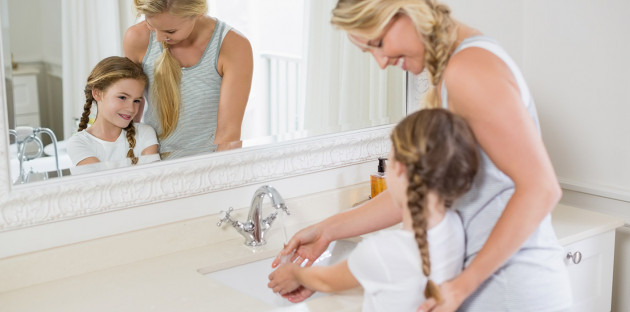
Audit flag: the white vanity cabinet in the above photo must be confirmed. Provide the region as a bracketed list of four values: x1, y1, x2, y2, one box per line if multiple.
[553, 204, 624, 312]
[12, 66, 41, 127]
[563, 230, 615, 312]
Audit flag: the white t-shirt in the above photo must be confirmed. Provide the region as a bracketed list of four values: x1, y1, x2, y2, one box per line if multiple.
[347, 210, 465, 312]
[66, 123, 159, 174]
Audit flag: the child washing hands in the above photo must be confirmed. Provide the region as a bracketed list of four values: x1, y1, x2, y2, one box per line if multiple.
[268, 108, 479, 311]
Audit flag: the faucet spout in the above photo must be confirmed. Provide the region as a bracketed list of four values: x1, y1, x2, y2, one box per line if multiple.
[217, 185, 289, 247]
[248, 185, 287, 245]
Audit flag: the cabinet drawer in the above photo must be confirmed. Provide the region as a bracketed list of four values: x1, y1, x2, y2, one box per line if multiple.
[563, 230, 615, 312]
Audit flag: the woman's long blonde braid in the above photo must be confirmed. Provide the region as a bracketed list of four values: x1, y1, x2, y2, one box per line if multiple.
[420, 0, 457, 108]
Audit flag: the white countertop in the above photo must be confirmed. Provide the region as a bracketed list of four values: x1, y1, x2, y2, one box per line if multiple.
[0, 204, 624, 312]
[552, 203, 625, 245]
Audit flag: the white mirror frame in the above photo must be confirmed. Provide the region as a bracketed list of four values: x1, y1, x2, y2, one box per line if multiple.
[0, 57, 393, 233]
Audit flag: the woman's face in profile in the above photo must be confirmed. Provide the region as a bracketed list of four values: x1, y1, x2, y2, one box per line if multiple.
[349, 14, 426, 75]
[145, 12, 197, 45]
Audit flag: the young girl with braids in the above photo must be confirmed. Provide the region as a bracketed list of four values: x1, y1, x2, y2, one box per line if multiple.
[124, 0, 253, 159]
[66, 56, 159, 173]
[274, 0, 572, 311]
[268, 109, 479, 311]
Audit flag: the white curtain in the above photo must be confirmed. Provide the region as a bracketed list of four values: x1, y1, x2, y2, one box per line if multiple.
[61, 0, 136, 139]
[303, 0, 405, 136]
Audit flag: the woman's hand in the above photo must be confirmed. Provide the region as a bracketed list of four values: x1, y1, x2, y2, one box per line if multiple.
[272, 224, 331, 269]
[418, 276, 471, 312]
[267, 263, 303, 295]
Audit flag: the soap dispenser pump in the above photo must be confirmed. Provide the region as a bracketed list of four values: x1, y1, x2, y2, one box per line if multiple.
[370, 157, 387, 199]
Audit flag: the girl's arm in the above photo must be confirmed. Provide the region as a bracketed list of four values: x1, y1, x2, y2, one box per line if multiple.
[141, 144, 158, 156]
[77, 157, 99, 166]
[268, 260, 359, 295]
[214, 30, 253, 151]
[272, 190, 402, 268]
[422, 47, 562, 311]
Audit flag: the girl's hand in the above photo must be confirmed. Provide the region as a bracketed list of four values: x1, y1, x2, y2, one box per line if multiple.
[281, 286, 315, 303]
[268, 263, 303, 295]
[418, 277, 470, 312]
[272, 224, 331, 269]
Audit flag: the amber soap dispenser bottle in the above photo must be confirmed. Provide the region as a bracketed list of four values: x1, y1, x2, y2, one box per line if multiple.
[370, 157, 387, 198]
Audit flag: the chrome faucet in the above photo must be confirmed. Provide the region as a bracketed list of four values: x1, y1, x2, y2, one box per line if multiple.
[9, 126, 62, 184]
[217, 185, 290, 246]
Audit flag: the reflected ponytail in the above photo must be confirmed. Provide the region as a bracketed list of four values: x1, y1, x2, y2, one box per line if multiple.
[152, 41, 182, 139]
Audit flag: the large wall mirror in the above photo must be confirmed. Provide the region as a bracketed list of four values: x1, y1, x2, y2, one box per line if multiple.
[0, 0, 410, 231]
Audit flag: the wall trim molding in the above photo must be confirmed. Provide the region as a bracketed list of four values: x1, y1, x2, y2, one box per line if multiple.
[0, 123, 391, 232]
[559, 177, 630, 203]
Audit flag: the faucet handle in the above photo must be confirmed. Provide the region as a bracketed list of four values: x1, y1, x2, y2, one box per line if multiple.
[217, 207, 235, 227]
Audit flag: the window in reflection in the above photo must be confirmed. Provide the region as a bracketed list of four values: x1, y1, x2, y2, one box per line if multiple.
[209, 0, 308, 143]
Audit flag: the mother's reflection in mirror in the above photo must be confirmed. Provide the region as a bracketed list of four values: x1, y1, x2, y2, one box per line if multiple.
[66, 56, 160, 176]
[124, 0, 253, 159]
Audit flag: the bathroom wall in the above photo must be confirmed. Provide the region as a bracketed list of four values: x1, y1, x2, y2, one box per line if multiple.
[523, 0, 630, 204]
[7, 0, 63, 138]
[8, 0, 61, 65]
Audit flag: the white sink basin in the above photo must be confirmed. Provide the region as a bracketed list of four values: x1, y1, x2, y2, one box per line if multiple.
[202, 239, 358, 308]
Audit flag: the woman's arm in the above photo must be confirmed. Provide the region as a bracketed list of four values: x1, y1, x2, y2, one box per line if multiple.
[421, 47, 561, 311]
[273, 190, 402, 267]
[268, 260, 360, 295]
[214, 30, 253, 151]
[123, 22, 150, 65]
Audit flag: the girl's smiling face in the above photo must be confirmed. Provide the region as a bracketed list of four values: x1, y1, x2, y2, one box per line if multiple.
[348, 14, 426, 75]
[93, 78, 145, 130]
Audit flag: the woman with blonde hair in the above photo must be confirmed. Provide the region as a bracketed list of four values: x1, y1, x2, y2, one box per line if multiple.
[124, 0, 253, 159]
[273, 0, 572, 311]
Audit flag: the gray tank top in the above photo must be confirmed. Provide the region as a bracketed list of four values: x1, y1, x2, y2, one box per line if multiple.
[142, 19, 230, 159]
[442, 36, 572, 310]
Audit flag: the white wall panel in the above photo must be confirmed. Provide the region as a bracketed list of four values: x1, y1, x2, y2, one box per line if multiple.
[523, 0, 630, 194]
